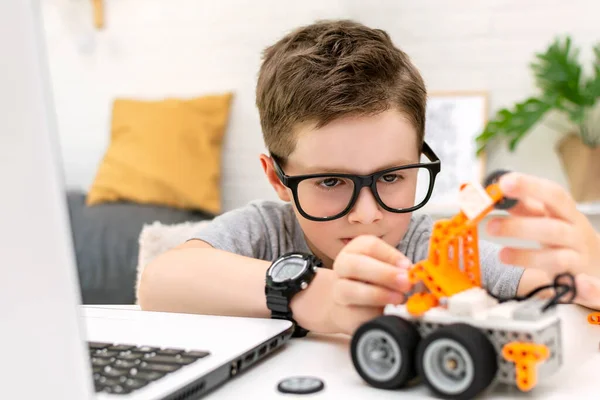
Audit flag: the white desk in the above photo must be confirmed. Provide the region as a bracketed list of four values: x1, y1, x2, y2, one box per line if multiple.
[87, 305, 600, 399]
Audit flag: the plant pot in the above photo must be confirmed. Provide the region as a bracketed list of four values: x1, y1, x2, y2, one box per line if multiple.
[556, 133, 600, 203]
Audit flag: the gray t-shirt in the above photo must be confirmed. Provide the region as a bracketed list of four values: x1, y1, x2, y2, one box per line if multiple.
[191, 199, 524, 298]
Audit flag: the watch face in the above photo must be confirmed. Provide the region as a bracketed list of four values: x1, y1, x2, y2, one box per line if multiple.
[270, 255, 307, 283]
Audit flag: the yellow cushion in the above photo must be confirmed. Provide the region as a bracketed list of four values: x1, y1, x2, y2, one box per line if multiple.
[86, 93, 233, 214]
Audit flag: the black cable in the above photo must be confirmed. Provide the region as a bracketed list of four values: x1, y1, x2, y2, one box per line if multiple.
[487, 272, 577, 312]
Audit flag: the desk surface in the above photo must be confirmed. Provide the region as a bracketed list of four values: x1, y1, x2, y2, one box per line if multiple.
[88, 305, 600, 399]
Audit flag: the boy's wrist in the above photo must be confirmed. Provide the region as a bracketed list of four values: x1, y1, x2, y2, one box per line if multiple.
[516, 268, 552, 298]
[290, 268, 337, 334]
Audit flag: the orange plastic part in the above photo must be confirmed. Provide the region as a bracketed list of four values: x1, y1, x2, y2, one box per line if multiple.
[405, 182, 507, 317]
[405, 292, 439, 316]
[588, 312, 600, 325]
[502, 342, 550, 392]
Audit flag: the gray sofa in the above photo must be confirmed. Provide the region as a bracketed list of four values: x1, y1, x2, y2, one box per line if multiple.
[66, 190, 213, 304]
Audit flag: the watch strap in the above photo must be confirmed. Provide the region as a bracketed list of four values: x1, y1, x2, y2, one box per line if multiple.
[265, 288, 309, 337]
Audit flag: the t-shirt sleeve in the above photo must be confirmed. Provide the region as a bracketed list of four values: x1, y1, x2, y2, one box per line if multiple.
[188, 202, 272, 260]
[400, 214, 434, 263]
[479, 240, 524, 298]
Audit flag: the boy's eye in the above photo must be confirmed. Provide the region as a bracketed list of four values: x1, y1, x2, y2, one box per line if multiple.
[320, 178, 341, 188]
[380, 174, 401, 183]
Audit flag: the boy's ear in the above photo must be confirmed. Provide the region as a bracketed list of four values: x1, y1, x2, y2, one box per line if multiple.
[260, 154, 292, 202]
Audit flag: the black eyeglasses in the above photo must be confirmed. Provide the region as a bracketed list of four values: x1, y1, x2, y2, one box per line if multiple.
[272, 142, 441, 221]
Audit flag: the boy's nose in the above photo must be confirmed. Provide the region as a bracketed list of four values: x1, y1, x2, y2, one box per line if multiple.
[348, 187, 383, 224]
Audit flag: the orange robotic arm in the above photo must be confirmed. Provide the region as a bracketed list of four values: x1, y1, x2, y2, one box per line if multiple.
[406, 177, 512, 316]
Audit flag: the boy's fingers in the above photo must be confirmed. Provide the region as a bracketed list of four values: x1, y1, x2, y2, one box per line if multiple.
[333, 279, 405, 307]
[499, 247, 581, 276]
[335, 253, 412, 292]
[505, 197, 548, 217]
[574, 273, 600, 310]
[344, 235, 408, 267]
[487, 216, 581, 251]
[498, 172, 578, 223]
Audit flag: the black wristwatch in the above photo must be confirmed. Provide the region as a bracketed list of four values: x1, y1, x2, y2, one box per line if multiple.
[265, 252, 322, 338]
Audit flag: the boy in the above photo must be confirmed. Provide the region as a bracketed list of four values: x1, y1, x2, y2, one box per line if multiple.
[138, 20, 600, 336]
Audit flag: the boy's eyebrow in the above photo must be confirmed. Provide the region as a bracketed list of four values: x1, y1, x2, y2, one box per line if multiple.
[301, 159, 418, 174]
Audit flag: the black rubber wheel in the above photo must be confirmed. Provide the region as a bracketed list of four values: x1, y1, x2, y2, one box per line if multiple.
[350, 315, 421, 389]
[416, 324, 498, 400]
[483, 169, 518, 210]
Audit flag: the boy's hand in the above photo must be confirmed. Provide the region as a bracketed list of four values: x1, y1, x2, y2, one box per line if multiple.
[574, 273, 600, 310]
[486, 172, 600, 308]
[328, 235, 412, 335]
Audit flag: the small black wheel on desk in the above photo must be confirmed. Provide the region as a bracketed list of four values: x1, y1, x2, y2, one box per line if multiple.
[277, 376, 325, 394]
[483, 169, 518, 210]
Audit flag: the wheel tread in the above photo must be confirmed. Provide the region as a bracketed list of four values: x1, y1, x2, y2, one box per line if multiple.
[416, 323, 498, 400]
[351, 315, 421, 389]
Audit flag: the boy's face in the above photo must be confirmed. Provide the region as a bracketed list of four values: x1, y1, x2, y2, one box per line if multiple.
[261, 109, 420, 267]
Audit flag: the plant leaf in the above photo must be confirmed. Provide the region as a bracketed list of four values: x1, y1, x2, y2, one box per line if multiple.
[476, 98, 552, 154]
[582, 43, 600, 105]
[474, 36, 600, 156]
[530, 36, 586, 108]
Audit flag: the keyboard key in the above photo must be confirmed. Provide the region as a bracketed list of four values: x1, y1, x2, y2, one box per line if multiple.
[130, 370, 164, 382]
[174, 356, 197, 365]
[157, 348, 184, 356]
[139, 361, 181, 373]
[100, 384, 130, 395]
[89, 342, 112, 350]
[143, 353, 175, 362]
[108, 344, 135, 352]
[144, 354, 197, 365]
[94, 350, 119, 358]
[185, 350, 210, 358]
[96, 376, 121, 386]
[114, 359, 139, 369]
[91, 357, 113, 367]
[112, 385, 130, 395]
[117, 351, 145, 361]
[132, 346, 160, 353]
[103, 366, 129, 378]
[124, 378, 148, 390]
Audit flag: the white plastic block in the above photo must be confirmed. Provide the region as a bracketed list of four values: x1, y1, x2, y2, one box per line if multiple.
[459, 182, 494, 220]
[486, 301, 521, 320]
[513, 298, 553, 321]
[447, 287, 494, 317]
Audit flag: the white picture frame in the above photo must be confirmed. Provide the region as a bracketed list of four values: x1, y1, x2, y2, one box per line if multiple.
[418, 91, 488, 214]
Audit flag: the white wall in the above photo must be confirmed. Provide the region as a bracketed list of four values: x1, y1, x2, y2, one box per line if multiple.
[42, 0, 600, 212]
[41, 0, 351, 211]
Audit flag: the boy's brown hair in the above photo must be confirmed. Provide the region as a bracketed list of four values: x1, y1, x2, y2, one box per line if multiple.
[256, 19, 427, 162]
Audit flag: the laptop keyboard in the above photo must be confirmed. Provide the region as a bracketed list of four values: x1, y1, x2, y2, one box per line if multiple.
[89, 341, 210, 395]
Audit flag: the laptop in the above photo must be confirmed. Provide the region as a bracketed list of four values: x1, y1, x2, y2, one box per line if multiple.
[1, 1, 293, 399]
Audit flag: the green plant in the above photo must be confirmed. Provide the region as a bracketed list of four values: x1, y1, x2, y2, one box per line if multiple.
[476, 36, 600, 155]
